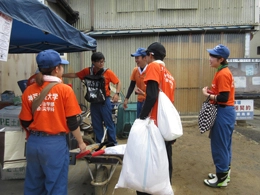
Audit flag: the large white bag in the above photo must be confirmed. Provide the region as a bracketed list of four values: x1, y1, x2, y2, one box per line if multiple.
[157, 91, 183, 141]
[116, 118, 174, 195]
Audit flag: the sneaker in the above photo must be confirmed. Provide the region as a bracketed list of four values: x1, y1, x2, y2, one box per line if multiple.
[204, 171, 229, 188]
[204, 177, 228, 188]
[208, 169, 231, 183]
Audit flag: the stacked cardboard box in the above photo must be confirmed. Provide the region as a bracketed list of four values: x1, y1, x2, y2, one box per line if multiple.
[0, 106, 26, 180]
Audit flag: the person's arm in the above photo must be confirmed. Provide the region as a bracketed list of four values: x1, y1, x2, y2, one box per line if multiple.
[112, 81, 121, 102]
[125, 81, 136, 99]
[202, 87, 229, 103]
[216, 91, 229, 102]
[123, 81, 136, 109]
[20, 119, 33, 128]
[67, 116, 86, 152]
[62, 73, 78, 78]
[20, 119, 33, 139]
[139, 80, 158, 119]
[71, 127, 86, 152]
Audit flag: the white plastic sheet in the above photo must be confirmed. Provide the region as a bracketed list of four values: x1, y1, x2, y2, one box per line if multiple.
[104, 144, 126, 155]
[116, 118, 174, 195]
[157, 91, 183, 141]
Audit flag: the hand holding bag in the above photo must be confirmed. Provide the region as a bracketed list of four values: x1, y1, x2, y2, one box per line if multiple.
[157, 90, 183, 141]
[198, 95, 217, 134]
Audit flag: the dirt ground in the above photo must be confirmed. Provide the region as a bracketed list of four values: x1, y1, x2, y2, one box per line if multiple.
[1, 120, 260, 195]
[110, 125, 260, 195]
[68, 119, 260, 195]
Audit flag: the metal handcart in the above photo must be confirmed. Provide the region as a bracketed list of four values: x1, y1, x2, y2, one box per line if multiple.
[84, 153, 123, 195]
[70, 144, 124, 195]
[70, 97, 124, 195]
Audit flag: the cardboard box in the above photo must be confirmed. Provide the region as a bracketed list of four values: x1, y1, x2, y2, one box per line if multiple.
[0, 130, 26, 180]
[0, 161, 26, 180]
[0, 106, 21, 130]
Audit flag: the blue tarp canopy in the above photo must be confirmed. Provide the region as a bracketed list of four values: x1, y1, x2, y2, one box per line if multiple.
[0, 0, 97, 53]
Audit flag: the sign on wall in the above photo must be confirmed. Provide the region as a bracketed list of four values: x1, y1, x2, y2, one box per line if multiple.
[0, 12, 12, 62]
[235, 99, 254, 120]
[228, 58, 260, 94]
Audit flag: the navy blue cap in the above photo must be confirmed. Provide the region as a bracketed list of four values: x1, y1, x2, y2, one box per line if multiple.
[207, 44, 230, 59]
[36, 49, 69, 69]
[131, 47, 147, 57]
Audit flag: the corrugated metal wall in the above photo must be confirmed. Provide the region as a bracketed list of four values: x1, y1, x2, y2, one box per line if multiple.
[0, 0, 252, 116]
[250, 31, 260, 58]
[72, 0, 258, 31]
[68, 0, 92, 30]
[67, 33, 245, 115]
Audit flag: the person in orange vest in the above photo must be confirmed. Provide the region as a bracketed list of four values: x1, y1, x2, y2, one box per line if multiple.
[123, 47, 147, 118]
[19, 49, 87, 195]
[202, 44, 235, 188]
[137, 42, 176, 195]
[63, 52, 121, 145]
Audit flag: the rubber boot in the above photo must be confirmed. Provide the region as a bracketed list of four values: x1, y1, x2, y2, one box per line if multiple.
[204, 171, 229, 188]
[208, 166, 231, 183]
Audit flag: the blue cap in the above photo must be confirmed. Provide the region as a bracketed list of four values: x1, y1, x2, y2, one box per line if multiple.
[131, 47, 147, 57]
[36, 49, 69, 68]
[207, 44, 230, 59]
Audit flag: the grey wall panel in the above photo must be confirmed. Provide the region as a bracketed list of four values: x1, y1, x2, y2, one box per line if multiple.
[88, 0, 257, 30]
[250, 32, 260, 58]
[116, 0, 155, 12]
[68, 0, 92, 31]
[158, 0, 198, 10]
[70, 0, 258, 31]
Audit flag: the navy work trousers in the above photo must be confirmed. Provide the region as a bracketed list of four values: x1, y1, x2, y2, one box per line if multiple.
[24, 134, 69, 195]
[90, 97, 117, 144]
[210, 105, 236, 173]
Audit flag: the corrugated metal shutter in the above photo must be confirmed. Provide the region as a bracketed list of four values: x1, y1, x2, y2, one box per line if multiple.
[67, 33, 245, 115]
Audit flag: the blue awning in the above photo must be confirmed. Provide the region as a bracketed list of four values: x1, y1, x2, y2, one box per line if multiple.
[0, 0, 97, 53]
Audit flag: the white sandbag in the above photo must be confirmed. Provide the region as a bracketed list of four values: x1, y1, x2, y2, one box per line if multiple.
[157, 91, 183, 141]
[116, 118, 174, 195]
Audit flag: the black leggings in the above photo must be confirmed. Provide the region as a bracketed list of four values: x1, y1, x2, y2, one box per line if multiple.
[136, 141, 173, 195]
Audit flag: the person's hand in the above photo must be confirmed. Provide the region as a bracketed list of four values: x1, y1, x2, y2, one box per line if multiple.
[171, 139, 176, 145]
[112, 93, 119, 102]
[123, 99, 128, 109]
[135, 87, 145, 96]
[78, 142, 87, 153]
[202, 86, 209, 96]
